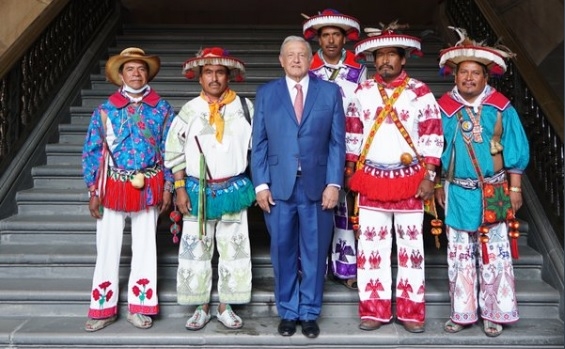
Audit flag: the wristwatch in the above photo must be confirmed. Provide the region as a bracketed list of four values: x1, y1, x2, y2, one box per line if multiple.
[425, 169, 436, 182]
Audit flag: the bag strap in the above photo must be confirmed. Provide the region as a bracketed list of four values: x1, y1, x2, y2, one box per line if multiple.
[454, 111, 485, 184]
[239, 96, 251, 125]
[355, 76, 410, 171]
[379, 83, 421, 161]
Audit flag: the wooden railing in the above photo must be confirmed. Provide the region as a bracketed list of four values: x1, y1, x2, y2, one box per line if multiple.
[0, 0, 117, 174]
[445, 0, 564, 237]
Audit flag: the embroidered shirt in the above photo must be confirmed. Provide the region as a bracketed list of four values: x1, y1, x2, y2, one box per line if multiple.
[82, 89, 175, 187]
[164, 95, 253, 179]
[310, 49, 366, 113]
[346, 71, 443, 166]
[438, 86, 530, 231]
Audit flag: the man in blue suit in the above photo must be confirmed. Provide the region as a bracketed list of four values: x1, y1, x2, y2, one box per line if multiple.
[251, 36, 345, 339]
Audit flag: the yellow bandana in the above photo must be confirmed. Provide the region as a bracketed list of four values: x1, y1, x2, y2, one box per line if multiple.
[200, 89, 237, 143]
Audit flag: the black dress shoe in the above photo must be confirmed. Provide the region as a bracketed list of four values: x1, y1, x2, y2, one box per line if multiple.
[278, 319, 297, 336]
[301, 320, 320, 338]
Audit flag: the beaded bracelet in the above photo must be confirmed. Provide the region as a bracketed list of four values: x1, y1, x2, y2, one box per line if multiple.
[509, 186, 522, 193]
[164, 181, 174, 193]
[174, 179, 186, 189]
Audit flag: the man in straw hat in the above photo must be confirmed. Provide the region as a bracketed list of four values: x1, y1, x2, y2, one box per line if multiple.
[251, 36, 345, 338]
[164, 47, 254, 331]
[302, 8, 366, 291]
[435, 27, 529, 337]
[345, 22, 443, 333]
[82, 47, 175, 331]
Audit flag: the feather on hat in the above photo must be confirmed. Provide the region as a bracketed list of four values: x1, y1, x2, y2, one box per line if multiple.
[302, 9, 361, 41]
[354, 21, 423, 59]
[438, 27, 516, 76]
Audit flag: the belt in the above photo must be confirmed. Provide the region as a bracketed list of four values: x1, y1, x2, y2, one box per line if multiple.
[451, 169, 506, 189]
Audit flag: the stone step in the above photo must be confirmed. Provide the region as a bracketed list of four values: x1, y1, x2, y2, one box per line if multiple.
[0, 276, 559, 320]
[0, 315, 561, 349]
[76, 85, 453, 109]
[87, 71, 451, 88]
[0, 233, 541, 279]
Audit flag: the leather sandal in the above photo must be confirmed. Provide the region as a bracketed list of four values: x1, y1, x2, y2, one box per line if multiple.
[359, 319, 382, 331]
[483, 320, 503, 337]
[216, 304, 243, 329]
[341, 278, 358, 290]
[401, 321, 425, 333]
[185, 305, 211, 331]
[84, 315, 118, 332]
[127, 312, 153, 329]
[444, 319, 469, 333]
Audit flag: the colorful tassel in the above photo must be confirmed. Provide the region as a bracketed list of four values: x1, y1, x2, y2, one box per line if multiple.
[431, 219, 443, 249]
[439, 65, 452, 77]
[479, 225, 490, 264]
[169, 208, 182, 244]
[184, 70, 195, 80]
[508, 219, 520, 259]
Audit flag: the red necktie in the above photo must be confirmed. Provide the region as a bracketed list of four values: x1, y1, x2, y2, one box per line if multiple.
[293, 84, 303, 123]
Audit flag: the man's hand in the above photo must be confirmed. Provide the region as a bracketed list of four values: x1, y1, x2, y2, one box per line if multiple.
[510, 191, 522, 213]
[256, 189, 275, 213]
[89, 196, 103, 219]
[321, 186, 339, 210]
[175, 189, 192, 215]
[159, 191, 173, 214]
[415, 179, 435, 201]
[435, 186, 446, 208]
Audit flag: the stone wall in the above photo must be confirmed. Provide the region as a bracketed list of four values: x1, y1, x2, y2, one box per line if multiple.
[119, 0, 439, 27]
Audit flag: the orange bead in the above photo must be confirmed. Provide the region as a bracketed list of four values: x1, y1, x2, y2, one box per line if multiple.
[509, 231, 520, 239]
[431, 219, 442, 227]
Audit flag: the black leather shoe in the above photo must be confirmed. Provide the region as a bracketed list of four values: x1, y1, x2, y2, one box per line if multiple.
[278, 319, 297, 336]
[301, 320, 320, 338]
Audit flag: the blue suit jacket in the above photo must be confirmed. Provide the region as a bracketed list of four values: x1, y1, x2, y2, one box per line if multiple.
[251, 76, 345, 201]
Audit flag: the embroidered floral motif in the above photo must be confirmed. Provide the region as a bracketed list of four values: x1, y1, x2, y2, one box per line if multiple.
[132, 278, 154, 304]
[92, 281, 113, 308]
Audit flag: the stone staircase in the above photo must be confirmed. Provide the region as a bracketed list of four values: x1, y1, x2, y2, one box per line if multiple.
[0, 24, 562, 348]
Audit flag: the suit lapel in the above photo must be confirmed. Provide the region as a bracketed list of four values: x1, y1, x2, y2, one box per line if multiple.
[275, 78, 297, 123]
[301, 77, 320, 125]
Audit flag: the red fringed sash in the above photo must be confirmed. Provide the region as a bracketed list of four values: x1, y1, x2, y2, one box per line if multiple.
[350, 165, 425, 202]
[102, 171, 164, 212]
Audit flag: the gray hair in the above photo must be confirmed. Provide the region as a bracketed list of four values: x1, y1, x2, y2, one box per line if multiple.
[279, 36, 313, 60]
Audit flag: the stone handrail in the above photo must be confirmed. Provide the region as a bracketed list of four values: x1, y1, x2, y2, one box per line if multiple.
[0, 0, 70, 80]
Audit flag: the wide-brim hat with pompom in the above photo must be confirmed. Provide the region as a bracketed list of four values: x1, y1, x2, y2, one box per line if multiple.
[183, 47, 245, 82]
[105, 47, 160, 86]
[438, 26, 515, 76]
[302, 8, 361, 41]
[354, 21, 423, 59]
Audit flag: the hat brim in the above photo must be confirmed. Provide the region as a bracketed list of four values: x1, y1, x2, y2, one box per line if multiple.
[105, 55, 160, 86]
[354, 34, 422, 55]
[302, 14, 360, 41]
[439, 46, 507, 73]
[182, 56, 246, 80]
